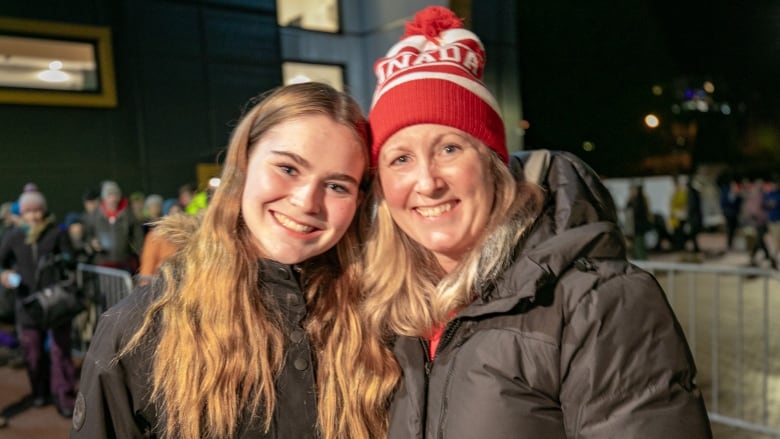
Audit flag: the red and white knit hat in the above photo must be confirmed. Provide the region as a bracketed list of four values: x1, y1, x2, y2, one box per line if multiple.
[368, 6, 507, 166]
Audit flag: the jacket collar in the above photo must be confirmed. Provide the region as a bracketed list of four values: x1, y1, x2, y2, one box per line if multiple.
[458, 221, 625, 318]
[457, 150, 626, 318]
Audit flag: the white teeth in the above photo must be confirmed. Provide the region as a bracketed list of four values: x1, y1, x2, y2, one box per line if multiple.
[274, 212, 314, 233]
[415, 203, 453, 218]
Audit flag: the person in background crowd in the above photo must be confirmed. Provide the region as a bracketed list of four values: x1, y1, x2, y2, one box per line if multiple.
[9, 182, 39, 219]
[361, 6, 712, 438]
[669, 175, 688, 250]
[129, 191, 146, 222]
[626, 182, 651, 260]
[79, 188, 101, 224]
[741, 179, 777, 268]
[177, 183, 196, 212]
[684, 175, 704, 254]
[0, 191, 77, 419]
[74, 82, 392, 438]
[85, 181, 144, 273]
[137, 194, 181, 284]
[178, 183, 209, 215]
[141, 194, 164, 235]
[0, 201, 19, 243]
[763, 176, 780, 265]
[162, 197, 183, 216]
[63, 212, 95, 265]
[719, 175, 743, 251]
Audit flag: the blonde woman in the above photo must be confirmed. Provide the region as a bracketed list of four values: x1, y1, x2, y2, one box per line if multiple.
[73, 82, 395, 438]
[362, 6, 712, 438]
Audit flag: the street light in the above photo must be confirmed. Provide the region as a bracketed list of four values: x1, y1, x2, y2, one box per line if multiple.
[644, 113, 660, 129]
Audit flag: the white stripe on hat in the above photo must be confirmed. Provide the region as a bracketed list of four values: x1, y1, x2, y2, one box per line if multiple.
[371, 71, 501, 115]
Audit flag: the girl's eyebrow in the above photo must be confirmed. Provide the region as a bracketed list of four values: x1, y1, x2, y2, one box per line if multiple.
[269, 150, 359, 186]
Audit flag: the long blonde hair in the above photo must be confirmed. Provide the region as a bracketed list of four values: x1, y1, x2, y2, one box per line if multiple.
[121, 82, 395, 439]
[363, 151, 544, 339]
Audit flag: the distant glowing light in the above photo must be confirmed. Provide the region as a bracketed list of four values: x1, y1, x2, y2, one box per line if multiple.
[208, 177, 221, 188]
[671, 104, 681, 114]
[696, 100, 709, 112]
[37, 69, 69, 82]
[651, 85, 663, 96]
[720, 103, 731, 115]
[644, 114, 660, 128]
[582, 141, 595, 152]
[38, 59, 69, 82]
[703, 81, 715, 93]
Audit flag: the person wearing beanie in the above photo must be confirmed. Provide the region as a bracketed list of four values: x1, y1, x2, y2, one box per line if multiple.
[0, 190, 78, 419]
[129, 191, 147, 222]
[361, 6, 711, 439]
[81, 187, 101, 217]
[10, 182, 40, 217]
[84, 180, 144, 273]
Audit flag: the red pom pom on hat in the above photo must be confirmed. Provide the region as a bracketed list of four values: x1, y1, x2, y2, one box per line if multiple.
[402, 6, 464, 39]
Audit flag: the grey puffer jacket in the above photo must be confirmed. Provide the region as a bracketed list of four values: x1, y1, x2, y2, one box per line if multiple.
[387, 150, 712, 439]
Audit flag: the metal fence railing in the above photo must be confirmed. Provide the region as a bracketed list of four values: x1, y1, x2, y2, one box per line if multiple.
[633, 260, 780, 436]
[76, 263, 134, 316]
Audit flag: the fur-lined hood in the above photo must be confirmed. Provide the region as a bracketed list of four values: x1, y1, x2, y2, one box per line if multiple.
[151, 212, 203, 249]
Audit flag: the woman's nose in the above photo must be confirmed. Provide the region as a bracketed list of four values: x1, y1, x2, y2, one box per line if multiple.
[413, 162, 444, 196]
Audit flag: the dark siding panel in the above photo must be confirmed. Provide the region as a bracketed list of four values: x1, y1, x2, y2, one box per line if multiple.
[137, 1, 202, 56]
[203, 9, 280, 63]
[140, 57, 210, 161]
[0, 0, 281, 217]
[207, 62, 282, 148]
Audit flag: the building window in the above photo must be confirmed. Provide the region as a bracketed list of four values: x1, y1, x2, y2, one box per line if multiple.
[276, 0, 339, 33]
[282, 62, 344, 91]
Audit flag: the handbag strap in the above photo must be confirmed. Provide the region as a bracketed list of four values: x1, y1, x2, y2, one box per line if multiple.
[33, 251, 64, 290]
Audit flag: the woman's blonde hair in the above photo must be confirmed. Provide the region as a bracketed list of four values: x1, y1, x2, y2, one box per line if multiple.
[363, 150, 544, 339]
[121, 82, 396, 439]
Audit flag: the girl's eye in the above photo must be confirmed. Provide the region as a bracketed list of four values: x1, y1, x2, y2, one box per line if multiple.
[279, 165, 297, 175]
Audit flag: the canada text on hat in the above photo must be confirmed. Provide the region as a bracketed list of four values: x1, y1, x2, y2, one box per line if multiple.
[368, 6, 507, 165]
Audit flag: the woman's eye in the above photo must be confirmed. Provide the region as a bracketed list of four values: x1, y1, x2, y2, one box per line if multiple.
[443, 144, 459, 154]
[327, 183, 350, 194]
[390, 155, 409, 166]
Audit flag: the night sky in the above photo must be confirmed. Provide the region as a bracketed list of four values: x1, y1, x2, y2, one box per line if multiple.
[516, 0, 780, 177]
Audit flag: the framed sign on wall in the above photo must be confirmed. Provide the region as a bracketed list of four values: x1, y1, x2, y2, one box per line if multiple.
[0, 16, 117, 107]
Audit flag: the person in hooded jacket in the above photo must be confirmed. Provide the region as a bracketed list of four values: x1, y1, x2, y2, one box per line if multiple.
[361, 6, 713, 438]
[84, 180, 144, 273]
[72, 82, 394, 439]
[0, 190, 77, 418]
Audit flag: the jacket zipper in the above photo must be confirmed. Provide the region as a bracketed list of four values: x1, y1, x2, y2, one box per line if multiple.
[426, 318, 464, 439]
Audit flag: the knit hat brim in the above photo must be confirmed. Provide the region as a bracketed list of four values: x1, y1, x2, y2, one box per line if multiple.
[370, 77, 506, 165]
[368, 6, 508, 166]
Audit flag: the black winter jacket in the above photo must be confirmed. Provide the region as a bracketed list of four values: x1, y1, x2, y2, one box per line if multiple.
[71, 260, 318, 438]
[387, 151, 712, 438]
[0, 219, 74, 327]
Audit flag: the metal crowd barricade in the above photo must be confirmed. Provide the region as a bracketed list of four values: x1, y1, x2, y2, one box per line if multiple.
[76, 263, 135, 316]
[633, 259, 780, 436]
